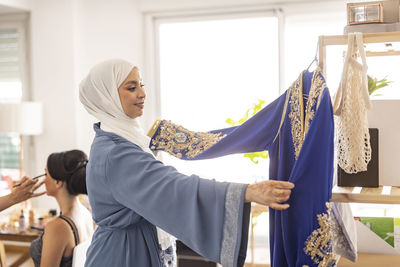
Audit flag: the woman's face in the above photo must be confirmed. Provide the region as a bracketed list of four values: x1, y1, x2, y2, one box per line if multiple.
[118, 67, 146, 119]
[44, 167, 57, 196]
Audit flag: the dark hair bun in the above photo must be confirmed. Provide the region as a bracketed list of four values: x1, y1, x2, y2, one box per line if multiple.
[47, 150, 88, 195]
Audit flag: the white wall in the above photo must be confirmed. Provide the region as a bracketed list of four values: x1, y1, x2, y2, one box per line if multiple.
[27, 0, 143, 212]
[0, 0, 31, 12]
[138, 0, 332, 12]
[73, 0, 143, 154]
[29, 0, 80, 211]
[137, 0, 372, 12]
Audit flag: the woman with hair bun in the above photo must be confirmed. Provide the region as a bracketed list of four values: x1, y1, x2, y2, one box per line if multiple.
[29, 149, 94, 267]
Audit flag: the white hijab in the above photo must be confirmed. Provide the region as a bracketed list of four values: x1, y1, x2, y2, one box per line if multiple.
[79, 59, 152, 153]
[79, 59, 174, 250]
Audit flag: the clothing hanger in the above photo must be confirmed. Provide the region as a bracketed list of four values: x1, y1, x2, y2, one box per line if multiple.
[306, 42, 319, 72]
[303, 43, 319, 100]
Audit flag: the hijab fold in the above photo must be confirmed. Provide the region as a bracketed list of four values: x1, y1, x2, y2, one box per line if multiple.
[79, 59, 174, 250]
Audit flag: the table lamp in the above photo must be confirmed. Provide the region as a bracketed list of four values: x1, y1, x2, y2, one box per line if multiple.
[0, 102, 43, 177]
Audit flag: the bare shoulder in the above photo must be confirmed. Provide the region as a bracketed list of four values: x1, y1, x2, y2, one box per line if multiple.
[40, 217, 75, 263]
[43, 217, 72, 239]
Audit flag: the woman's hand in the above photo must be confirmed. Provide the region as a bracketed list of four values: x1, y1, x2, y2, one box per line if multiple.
[244, 180, 294, 210]
[0, 177, 45, 212]
[10, 176, 45, 204]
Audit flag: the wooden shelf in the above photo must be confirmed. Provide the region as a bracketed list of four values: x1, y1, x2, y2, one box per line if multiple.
[320, 32, 400, 206]
[338, 252, 400, 266]
[318, 31, 400, 74]
[319, 31, 400, 46]
[331, 185, 400, 204]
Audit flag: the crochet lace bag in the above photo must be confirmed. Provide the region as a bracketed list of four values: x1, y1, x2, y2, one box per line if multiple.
[333, 32, 371, 174]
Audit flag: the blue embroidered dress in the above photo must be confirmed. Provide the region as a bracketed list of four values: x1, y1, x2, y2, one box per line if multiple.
[84, 123, 250, 267]
[149, 69, 335, 266]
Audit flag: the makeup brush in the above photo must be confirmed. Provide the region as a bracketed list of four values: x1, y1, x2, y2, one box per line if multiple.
[13, 173, 46, 188]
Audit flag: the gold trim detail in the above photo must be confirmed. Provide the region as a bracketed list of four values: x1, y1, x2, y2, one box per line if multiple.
[147, 120, 161, 138]
[272, 91, 290, 144]
[288, 76, 303, 159]
[304, 202, 336, 267]
[288, 69, 326, 160]
[304, 71, 326, 135]
[150, 120, 226, 159]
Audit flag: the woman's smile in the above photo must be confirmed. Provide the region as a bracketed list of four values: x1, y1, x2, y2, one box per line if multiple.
[135, 103, 144, 109]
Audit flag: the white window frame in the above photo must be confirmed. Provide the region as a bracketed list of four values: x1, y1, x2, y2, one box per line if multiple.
[0, 13, 32, 176]
[0, 13, 30, 101]
[142, 1, 348, 131]
[142, 6, 285, 131]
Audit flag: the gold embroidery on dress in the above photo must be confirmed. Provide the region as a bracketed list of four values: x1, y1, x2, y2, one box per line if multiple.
[150, 120, 226, 158]
[304, 71, 327, 134]
[304, 202, 337, 267]
[288, 69, 326, 160]
[288, 77, 303, 159]
[272, 91, 290, 144]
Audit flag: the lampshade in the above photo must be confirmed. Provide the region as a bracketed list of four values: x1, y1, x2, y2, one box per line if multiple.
[0, 102, 43, 135]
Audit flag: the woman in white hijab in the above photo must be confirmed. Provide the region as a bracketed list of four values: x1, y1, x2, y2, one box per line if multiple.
[79, 59, 294, 267]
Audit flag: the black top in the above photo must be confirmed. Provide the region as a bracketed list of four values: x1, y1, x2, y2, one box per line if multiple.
[29, 214, 80, 267]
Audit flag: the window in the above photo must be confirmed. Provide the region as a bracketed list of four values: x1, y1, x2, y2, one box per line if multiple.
[284, 9, 346, 90]
[158, 15, 279, 185]
[364, 51, 400, 99]
[155, 12, 279, 264]
[285, 9, 400, 99]
[0, 29, 22, 102]
[0, 22, 26, 192]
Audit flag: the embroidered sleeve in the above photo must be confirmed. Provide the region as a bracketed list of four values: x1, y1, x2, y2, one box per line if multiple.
[148, 120, 227, 159]
[288, 77, 304, 160]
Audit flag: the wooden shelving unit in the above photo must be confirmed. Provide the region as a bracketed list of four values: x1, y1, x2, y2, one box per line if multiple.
[319, 31, 400, 205]
[331, 185, 400, 204]
[319, 31, 400, 266]
[318, 31, 400, 76]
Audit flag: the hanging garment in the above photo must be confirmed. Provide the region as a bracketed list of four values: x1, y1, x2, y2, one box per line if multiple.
[334, 32, 371, 174]
[330, 201, 357, 262]
[149, 68, 337, 266]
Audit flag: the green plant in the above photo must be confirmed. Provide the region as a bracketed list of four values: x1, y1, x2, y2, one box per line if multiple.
[368, 75, 392, 96]
[225, 99, 269, 164]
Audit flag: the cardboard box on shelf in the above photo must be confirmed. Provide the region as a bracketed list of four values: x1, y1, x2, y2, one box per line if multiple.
[347, 0, 400, 25]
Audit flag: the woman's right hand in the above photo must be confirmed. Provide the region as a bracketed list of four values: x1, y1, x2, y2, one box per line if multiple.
[11, 176, 45, 204]
[244, 180, 294, 210]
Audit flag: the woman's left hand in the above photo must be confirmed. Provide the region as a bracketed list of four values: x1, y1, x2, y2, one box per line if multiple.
[244, 180, 294, 210]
